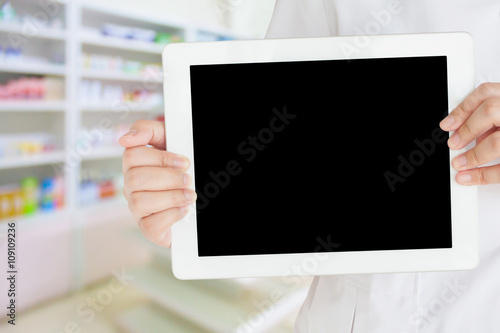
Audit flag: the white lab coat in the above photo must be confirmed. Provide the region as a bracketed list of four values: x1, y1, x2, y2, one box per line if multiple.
[265, 1, 500, 332]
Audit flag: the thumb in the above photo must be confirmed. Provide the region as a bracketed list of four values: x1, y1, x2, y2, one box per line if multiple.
[118, 120, 166, 150]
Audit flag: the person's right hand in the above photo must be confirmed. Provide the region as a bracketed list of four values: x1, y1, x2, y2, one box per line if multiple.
[118, 120, 196, 247]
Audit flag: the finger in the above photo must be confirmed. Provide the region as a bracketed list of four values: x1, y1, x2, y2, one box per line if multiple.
[138, 206, 190, 247]
[124, 166, 191, 198]
[447, 97, 500, 149]
[452, 131, 500, 171]
[122, 146, 190, 173]
[456, 165, 500, 185]
[118, 120, 166, 149]
[128, 189, 197, 221]
[440, 82, 500, 131]
[476, 127, 497, 145]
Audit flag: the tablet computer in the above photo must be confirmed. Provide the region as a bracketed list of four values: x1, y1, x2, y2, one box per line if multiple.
[162, 32, 478, 280]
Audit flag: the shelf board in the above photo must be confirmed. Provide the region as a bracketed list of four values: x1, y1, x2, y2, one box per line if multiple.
[0, 22, 67, 41]
[130, 265, 306, 333]
[81, 2, 186, 31]
[116, 303, 205, 333]
[81, 32, 165, 55]
[81, 69, 162, 83]
[0, 100, 66, 112]
[0, 151, 66, 170]
[81, 103, 163, 113]
[81, 146, 124, 160]
[127, 228, 286, 292]
[0, 208, 68, 232]
[0, 62, 66, 76]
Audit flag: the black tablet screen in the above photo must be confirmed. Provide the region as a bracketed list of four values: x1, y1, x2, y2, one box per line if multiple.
[190, 56, 452, 257]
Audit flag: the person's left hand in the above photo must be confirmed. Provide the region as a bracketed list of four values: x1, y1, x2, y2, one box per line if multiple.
[440, 82, 500, 185]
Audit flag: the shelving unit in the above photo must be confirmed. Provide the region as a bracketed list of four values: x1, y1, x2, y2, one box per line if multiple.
[81, 69, 162, 82]
[0, 0, 246, 216]
[80, 31, 165, 54]
[0, 1, 305, 332]
[121, 251, 307, 333]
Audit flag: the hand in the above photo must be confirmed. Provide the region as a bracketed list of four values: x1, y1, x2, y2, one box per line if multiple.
[440, 82, 500, 185]
[118, 120, 196, 247]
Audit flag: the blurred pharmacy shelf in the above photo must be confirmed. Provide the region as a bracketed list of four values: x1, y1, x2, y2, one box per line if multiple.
[0, 0, 249, 219]
[127, 257, 308, 333]
[123, 229, 307, 332]
[0, 1, 289, 331]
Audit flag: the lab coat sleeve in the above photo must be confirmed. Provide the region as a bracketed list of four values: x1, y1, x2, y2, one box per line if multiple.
[265, 0, 333, 39]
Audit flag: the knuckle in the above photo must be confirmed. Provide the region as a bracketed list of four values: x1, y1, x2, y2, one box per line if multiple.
[477, 168, 488, 185]
[478, 82, 496, 96]
[131, 119, 147, 129]
[159, 151, 172, 167]
[458, 122, 475, 140]
[140, 216, 171, 246]
[458, 99, 476, 118]
[139, 217, 156, 239]
[483, 99, 499, 118]
[125, 168, 143, 189]
[122, 147, 136, 167]
[454, 103, 467, 118]
[128, 192, 145, 215]
[467, 148, 480, 166]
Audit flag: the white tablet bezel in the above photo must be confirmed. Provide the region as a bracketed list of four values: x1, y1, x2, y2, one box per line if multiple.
[163, 32, 478, 280]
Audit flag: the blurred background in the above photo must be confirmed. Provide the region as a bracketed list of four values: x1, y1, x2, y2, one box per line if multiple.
[0, 0, 313, 332]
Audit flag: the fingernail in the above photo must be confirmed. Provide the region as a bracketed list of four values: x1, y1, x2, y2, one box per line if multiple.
[441, 115, 455, 129]
[453, 155, 467, 169]
[457, 172, 472, 184]
[121, 129, 137, 138]
[174, 157, 189, 169]
[184, 189, 196, 202]
[183, 173, 191, 187]
[448, 133, 460, 148]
